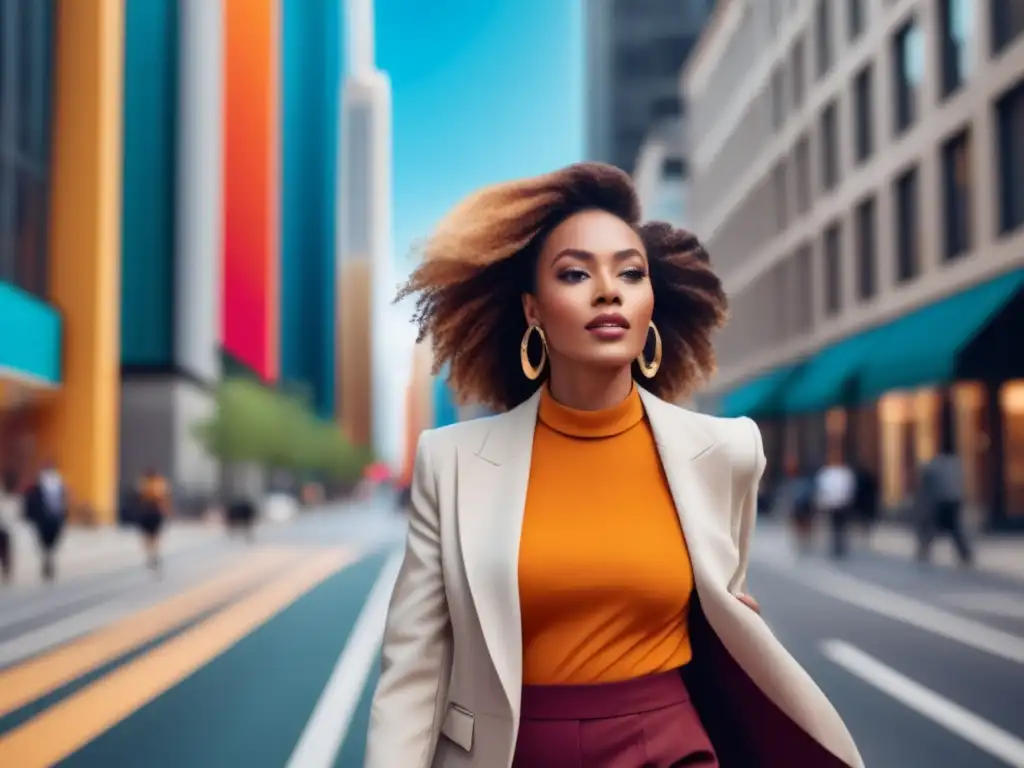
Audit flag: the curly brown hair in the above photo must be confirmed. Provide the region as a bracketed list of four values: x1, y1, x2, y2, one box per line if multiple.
[396, 162, 728, 412]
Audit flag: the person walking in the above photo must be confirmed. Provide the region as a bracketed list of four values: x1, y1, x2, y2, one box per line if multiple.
[814, 446, 857, 560]
[785, 464, 817, 556]
[0, 470, 18, 584]
[23, 459, 68, 582]
[365, 163, 862, 768]
[136, 468, 171, 572]
[852, 463, 879, 545]
[917, 430, 973, 567]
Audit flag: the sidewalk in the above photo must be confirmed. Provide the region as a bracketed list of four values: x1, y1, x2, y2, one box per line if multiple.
[865, 522, 1024, 582]
[4, 519, 223, 588]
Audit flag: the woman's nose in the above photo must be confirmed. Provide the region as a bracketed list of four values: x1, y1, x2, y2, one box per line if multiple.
[593, 275, 623, 305]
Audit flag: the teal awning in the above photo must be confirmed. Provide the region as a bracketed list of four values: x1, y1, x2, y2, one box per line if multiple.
[0, 281, 61, 385]
[859, 269, 1024, 398]
[718, 363, 802, 418]
[781, 325, 892, 413]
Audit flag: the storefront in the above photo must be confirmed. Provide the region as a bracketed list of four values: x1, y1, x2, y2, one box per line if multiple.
[720, 268, 1024, 530]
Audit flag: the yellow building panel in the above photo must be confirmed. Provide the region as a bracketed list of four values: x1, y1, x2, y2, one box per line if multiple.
[37, 0, 124, 524]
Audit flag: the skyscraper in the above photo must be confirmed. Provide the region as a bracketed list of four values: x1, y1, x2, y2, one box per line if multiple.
[337, 0, 395, 459]
[584, 0, 714, 173]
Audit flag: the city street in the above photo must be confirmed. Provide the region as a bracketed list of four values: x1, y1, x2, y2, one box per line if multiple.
[0, 506, 1022, 767]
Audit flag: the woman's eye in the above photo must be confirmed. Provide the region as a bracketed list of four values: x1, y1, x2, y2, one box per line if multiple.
[622, 268, 648, 282]
[558, 269, 588, 283]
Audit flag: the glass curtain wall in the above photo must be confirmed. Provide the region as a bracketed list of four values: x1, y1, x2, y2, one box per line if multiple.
[0, 0, 57, 299]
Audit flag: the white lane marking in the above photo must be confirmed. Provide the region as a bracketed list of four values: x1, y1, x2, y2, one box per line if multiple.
[286, 550, 402, 768]
[943, 593, 1024, 620]
[759, 559, 1024, 664]
[823, 640, 1024, 767]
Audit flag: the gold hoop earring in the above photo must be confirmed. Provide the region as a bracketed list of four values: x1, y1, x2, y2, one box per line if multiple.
[520, 325, 548, 380]
[637, 322, 662, 379]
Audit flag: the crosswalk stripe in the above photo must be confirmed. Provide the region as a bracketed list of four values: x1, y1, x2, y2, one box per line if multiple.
[823, 640, 1024, 766]
[0, 548, 298, 716]
[286, 550, 402, 768]
[0, 548, 357, 768]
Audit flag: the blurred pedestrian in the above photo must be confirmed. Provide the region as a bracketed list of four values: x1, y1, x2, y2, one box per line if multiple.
[916, 430, 972, 567]
[786, 464, 817, 556]
[23, 459, 68, 582]
[814, 446, 856, 560]
[136, 467, 171, 572]
[0, 470, 18, 584]
[852, 463, 879, 544]
[227, 496, 257, 543]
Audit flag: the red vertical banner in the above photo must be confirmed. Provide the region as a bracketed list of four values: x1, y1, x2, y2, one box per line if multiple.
[222, 0, 280, 381]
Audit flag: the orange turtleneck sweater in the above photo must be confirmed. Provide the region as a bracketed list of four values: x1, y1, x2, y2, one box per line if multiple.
[518, 385, 695, 686]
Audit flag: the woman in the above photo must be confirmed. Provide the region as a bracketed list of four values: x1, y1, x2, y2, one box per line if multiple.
[366, 163, 862, 768]
[136, 468, 170, 571]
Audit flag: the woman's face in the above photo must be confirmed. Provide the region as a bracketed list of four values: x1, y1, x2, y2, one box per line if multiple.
[523, 209, 654, 372]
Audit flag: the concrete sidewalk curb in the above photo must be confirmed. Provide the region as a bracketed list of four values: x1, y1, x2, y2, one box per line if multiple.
[757, 518, 1024, 583]
[3, 520, 224, 587]
[865, 523, 1024, 582]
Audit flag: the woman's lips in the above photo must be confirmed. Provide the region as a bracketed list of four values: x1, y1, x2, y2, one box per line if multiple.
[587, 325, 629, 341]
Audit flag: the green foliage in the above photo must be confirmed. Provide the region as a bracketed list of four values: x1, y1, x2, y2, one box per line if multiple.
[191, 377, 371, 479]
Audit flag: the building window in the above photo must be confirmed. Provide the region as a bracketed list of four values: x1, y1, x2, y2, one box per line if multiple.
[997, 78, 1024, 235]
[815, 0, 833, 78]
[771, 66, 785, 131]
[791, 36, 806, 109]
[894, 165, 920, 283]
[0, 0, 56, 300]
[795, 243, 813, 333]
[819, 100, 839, 192]
[794, 134, 811, 214]
[852, 64, 874, 163]
[941, 127, 973, 260]
[854, 195, 877, 300]
[773, 160, 789, 231]
[847, 0, 866, 41]
[823, 221, 843, 316]
[939, 0, 973, 98]
[892, 18, 924, 135]
[992, 0, 1024, 54]
[773, 258, 791, 340]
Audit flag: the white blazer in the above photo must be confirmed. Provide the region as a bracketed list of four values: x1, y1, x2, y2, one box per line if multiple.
[366, 387, 863, 768]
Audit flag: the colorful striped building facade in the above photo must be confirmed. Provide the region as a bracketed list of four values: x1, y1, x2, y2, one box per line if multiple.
[0, 0, 447, 523]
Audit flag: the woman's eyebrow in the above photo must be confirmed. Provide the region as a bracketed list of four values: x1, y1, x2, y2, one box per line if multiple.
[551, 248, 642, 265]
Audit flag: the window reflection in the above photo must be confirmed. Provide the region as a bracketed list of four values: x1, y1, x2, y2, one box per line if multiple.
[893, 18, 924, 134]
[0, 0, 55, 299]
[940, 0, 973, 96]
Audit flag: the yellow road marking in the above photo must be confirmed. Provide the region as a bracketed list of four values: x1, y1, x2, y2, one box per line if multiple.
[0, 549, 355, 768]
[0, 547, 299, 718]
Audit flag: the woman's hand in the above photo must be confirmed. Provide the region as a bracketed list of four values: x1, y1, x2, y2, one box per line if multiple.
[736, 593, 760, 614]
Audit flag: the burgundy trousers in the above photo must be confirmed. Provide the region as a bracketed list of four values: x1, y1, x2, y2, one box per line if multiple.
[511, 669, 718, 768]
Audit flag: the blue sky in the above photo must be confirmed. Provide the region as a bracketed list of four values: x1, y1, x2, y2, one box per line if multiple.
[374, 0, 584, 274]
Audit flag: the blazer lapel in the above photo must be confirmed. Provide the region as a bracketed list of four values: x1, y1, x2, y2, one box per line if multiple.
[640, 390, 861, 767]
[638, 389, 736, 589]
[455, 390, 541, 718]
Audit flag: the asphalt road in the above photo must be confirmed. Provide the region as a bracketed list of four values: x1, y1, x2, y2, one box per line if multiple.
[0, 508, 1022, 767]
